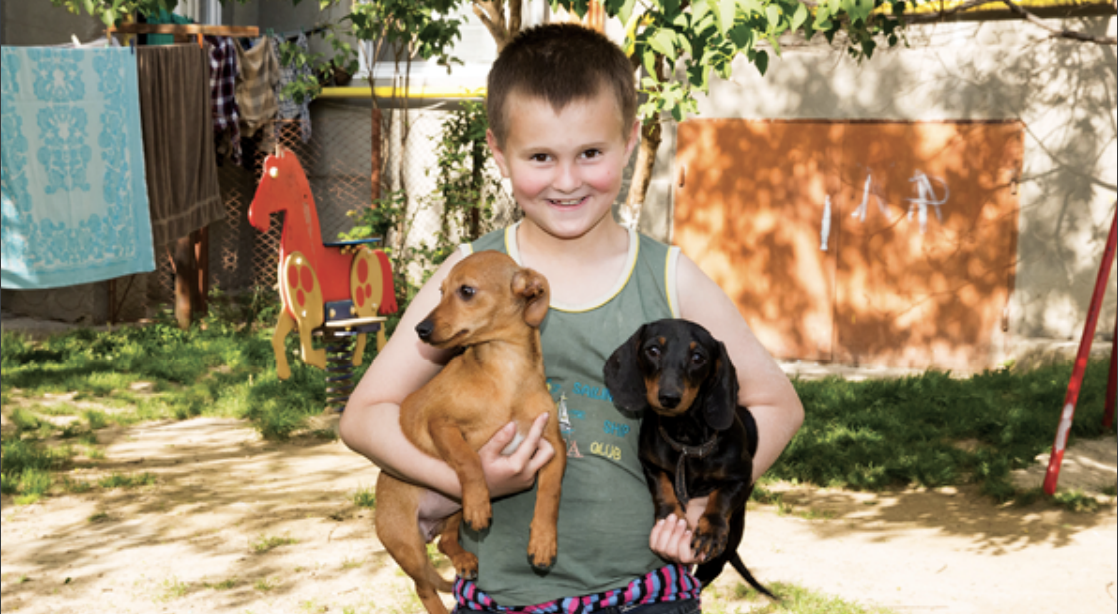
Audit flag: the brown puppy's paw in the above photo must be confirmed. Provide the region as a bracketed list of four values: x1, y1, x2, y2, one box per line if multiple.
[527, 528, 557, 570]
[452, 551, 479, 580]
[462, 500, 492, 532]
[690, 515, 729, 561]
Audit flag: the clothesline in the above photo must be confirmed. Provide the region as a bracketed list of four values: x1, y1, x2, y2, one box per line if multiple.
[107, 23, 261, 49]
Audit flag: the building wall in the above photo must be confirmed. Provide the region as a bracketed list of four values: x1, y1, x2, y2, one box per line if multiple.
[1, 0, 104, 46]
[641, 16, 1117, 343]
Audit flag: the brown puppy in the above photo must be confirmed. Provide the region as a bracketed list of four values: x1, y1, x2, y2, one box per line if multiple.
[374, 250, 565, 614]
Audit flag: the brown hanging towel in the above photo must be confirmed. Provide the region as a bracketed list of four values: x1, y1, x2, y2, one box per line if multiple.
[135, 43, 223, 249]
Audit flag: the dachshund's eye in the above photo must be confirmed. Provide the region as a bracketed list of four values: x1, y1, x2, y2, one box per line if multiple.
[645, 345, 661, 359]
[690, 351, 706, 366]
[458, 285, 476, 300]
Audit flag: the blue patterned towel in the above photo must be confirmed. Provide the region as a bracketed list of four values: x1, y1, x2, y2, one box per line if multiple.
[2, 46, 155, 290]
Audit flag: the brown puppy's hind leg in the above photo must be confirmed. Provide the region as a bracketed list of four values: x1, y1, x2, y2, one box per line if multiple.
[374, 473, 451, 614]
[437, 512, 478, 580]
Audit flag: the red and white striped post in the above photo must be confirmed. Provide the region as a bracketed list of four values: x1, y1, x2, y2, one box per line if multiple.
[1103, 313, 1117, 430]
[1043, 207, 1118, 496]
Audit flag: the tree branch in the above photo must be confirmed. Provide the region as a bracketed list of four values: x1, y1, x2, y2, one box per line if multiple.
[473, 1, 511, 50]
[509, 0, 522, 37]
[1001, 0, 1116, 45]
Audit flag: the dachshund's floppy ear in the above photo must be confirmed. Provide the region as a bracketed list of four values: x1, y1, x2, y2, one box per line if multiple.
[604, 324, 649, 414]
[512, 267, 550, 328]
[702, 339, 739, 431]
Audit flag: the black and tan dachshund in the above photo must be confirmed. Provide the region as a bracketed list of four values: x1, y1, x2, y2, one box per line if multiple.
[604, 319, 775, 598]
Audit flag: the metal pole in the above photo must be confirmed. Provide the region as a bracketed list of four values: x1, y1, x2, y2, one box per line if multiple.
[1043, 208, 1118, 495]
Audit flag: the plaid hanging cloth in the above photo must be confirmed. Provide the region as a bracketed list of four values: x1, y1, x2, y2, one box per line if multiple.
[204, 35, 241, 164]
[272, 32, 313, 143]
[233, 36, 279, 149]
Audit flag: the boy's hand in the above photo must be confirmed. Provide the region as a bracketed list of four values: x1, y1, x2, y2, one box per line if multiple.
[649, 496, 709, 565]
[479, 413, 555, 499]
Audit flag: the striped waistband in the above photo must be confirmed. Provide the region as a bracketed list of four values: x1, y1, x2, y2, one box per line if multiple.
[453, 564, 701, 614]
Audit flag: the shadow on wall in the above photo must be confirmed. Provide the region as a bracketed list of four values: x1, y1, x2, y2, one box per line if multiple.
[675, 119, 1027, 371]
[682, 17, 1117, 351]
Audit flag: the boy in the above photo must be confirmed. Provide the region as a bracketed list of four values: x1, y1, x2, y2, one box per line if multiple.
[340, 23, 803, 613]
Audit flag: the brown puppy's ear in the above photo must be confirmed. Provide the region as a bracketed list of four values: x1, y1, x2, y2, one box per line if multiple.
[512, 268, 550, 327]
[702, 339, 738, 431]
[604, 324, 649, 414]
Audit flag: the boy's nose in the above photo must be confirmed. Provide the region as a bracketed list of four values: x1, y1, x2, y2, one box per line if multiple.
[552, 162, 581, 192]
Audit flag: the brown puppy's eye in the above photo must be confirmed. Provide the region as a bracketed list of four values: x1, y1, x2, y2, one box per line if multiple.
[458, 285, 476, 300]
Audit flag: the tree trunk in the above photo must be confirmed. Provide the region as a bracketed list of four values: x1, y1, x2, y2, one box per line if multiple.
[619, 118, 662, 230]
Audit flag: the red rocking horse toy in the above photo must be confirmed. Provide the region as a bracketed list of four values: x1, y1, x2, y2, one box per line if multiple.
[248, 146, 397, 407]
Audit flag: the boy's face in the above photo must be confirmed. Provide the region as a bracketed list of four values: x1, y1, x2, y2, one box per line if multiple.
[488, 88, 639, 241]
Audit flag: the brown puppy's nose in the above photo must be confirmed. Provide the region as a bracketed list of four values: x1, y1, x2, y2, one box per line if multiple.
[415, 320, 434, 340]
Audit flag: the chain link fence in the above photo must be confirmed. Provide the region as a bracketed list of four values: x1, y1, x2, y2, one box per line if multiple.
[154, 100, 518, 307]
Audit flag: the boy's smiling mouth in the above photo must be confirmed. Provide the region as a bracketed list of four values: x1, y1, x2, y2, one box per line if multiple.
[548, 197, 588, 207]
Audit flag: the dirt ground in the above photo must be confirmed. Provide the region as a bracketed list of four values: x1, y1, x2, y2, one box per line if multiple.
[1, 416, 1115, 614]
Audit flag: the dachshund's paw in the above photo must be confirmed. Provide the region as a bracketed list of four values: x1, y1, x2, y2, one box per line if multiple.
[452, 552, 479, 580]
[655, 505, 686, 522]
[462, 501, 492, 532]
[690, 517, 729, 561]
[527, 527, 558, 571]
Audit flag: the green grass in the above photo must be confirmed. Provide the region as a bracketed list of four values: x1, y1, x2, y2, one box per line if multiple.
[250, 534, 298, 553]
[98, 472, 157, 490]
[352, 485, 377, 509]
[203, 577, 239, 590]
[1051, 489, 1103, 513]
[2, 307, 336, 441]
[778, 360, 1112, 501]
[158, 576, 190, 602]
[728, 581, 898, 613]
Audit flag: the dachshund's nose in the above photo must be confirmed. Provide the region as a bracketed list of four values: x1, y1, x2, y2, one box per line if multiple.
[658, 391, 682, 409]
[415, 320, 434, 340]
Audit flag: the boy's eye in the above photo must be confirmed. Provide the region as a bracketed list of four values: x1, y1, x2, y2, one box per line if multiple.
[582, 149, 602, 159]
[529, 153, 551, 163]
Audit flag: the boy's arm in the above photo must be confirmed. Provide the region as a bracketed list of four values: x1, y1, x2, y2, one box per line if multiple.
[675, 254, 805, 482]
[339, 250, 553, 501]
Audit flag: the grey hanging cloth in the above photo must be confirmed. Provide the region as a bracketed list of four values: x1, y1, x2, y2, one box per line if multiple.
[136, 43, 224, 248]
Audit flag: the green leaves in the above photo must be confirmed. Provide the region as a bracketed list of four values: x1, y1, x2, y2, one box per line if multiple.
[716, 0, 737, 37]
[790, 2, 809, 30]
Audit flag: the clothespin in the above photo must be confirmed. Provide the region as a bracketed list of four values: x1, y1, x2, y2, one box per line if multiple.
[71, 34, 82, 48]
[129, 38, 135, 55]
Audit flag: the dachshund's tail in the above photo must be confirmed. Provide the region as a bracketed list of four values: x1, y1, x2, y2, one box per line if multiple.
[727, 553, 777, 601]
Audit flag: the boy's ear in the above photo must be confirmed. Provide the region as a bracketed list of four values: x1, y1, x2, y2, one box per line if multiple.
[486, 129, 511, 178]
[624, 119, 641, 158]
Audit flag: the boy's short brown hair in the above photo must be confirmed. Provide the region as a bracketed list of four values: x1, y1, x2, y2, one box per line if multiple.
[487, 23, 637, 147]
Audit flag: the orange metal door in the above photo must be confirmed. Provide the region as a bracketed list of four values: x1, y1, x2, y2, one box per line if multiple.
[833, 122, 1023, 369]
[672, 119, 1023, 370]
[673, 120, 841, 361]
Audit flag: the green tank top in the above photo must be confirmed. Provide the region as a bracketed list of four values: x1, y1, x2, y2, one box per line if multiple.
[459, 223, 682, 605]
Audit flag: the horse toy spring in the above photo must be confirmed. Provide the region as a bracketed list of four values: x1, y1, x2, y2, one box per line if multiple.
[248, 146, 397, 397]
